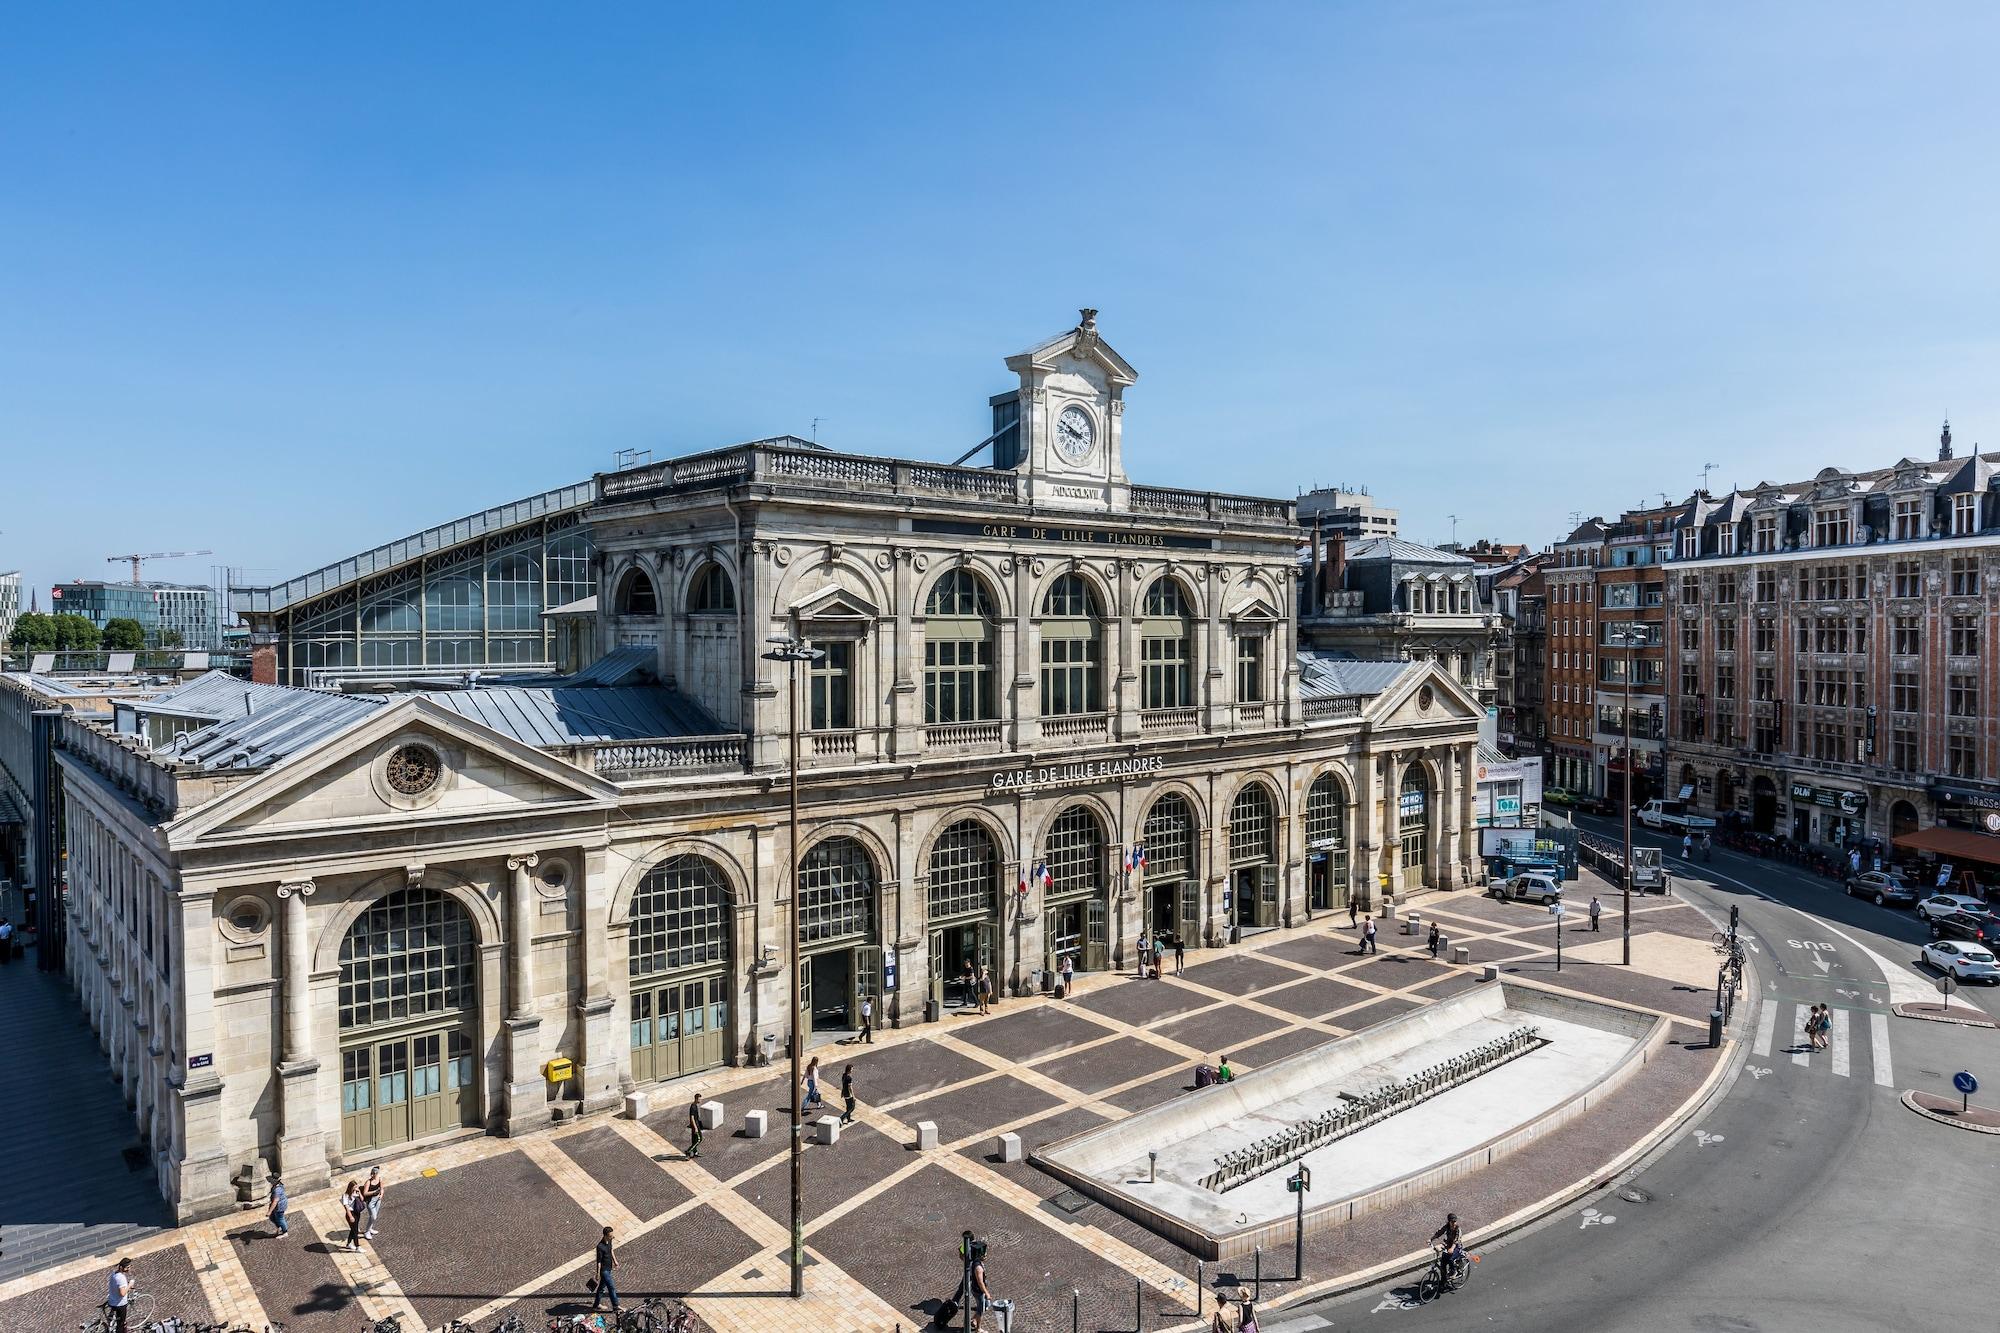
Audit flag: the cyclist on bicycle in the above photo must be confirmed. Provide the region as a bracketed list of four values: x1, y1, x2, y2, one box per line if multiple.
[1432, 1213, 1464, 1268]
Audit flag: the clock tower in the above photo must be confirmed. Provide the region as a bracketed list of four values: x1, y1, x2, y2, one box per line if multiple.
[989, 308, 1136, 512]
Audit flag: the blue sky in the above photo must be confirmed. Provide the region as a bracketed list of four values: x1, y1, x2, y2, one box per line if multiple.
[5, 3, 1998, 601]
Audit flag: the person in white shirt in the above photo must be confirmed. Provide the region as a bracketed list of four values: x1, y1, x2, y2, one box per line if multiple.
[105, 1258, 133, 1333]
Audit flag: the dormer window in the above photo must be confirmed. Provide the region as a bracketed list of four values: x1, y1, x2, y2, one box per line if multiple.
[1717, 526, 1737, 555]
[1953, 493, 1979, 536]
[1752, 515, 1778, 552]
[1813, 507, 1852, 548]
[1679, 529, 1699, 559]
[1894, 496, 1924, 540]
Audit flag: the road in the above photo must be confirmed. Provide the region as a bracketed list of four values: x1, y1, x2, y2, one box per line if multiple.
[1276, 816, 2000, 1333]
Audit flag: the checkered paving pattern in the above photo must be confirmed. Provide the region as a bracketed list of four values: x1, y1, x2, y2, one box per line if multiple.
[0, 882, 1728, 1332]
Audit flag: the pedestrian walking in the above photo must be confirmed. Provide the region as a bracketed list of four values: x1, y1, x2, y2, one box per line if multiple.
[362, 1164, 384, 1239]
[1173, 934, 1185, 975]
[804, 1055, 823, 1112]
[1348, 897, 1360, 928]
[1060, 952, 1075, 998]
[104, 1258, 133, 1333]
[1682, 832, 1693, 860]
[976, 965, 993, 1015]
[1361, 918, 1377, 955]
[961, 1237, 992, 1332]
[687, 1092, 704, 1158]
[590, 1225, 621, 1312]
[1816, 1006, 1833, 1052]
[1135, 931, 1150, 978]
[859, 993, 874, 1044]
[1427, 922, 1441, 958]
[1849, 848, 1862, 876]
[0, 917, 13, 967]
[840, 1063, 857, 1125]
[1702, 831, 1713, 862]
[1588, 895, 1602, 932]
[340, 1180, 365, 1252]
[1803, 1004, 1822, 1052]
[266, 1175, 289, 1238]
[960, 959, 976, 1008]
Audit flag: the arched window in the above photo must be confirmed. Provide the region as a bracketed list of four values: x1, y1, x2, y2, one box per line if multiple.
[338, 888, 477, 1032]
[1229, 783, 1276, 864]
[1043, 805, 1105, 901]
[689, 562, 736, 613]
[425, 568, 483, 665]
[1039, 574, 1102, 716]
[1306, 773, 1349, 897]
[798, 837, 877, 944]
[615, 567, 659, 617]
[923, 570, 996, 724]
[1399, 765, 1431, 880]
[1142, 793, 1197, 882]
[1140, 578, 1193, 710]
[628, 855, 731, 978]
[927, 820, 999, 922]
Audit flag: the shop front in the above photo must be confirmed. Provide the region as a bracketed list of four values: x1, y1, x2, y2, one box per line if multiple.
[1787, 781, 1868, 846]
[797, 835, 881, 1040]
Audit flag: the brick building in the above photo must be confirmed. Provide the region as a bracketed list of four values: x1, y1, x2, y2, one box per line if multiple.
[1665, 431, 2000, 855]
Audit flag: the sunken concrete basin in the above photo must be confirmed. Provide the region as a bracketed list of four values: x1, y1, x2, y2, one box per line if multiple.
[1033, 980, 1669, 1259]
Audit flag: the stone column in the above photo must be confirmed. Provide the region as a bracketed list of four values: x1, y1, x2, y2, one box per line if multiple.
[274, 879, 328, 1186]
[172, 889, 232, 1222]
[1114, 558, 1142, 740]
[1353, 748, 1379, 911]
[501, 852, 546, 1135]
[1456, 741, 1478, 887]
[573, 847, 620, 1116]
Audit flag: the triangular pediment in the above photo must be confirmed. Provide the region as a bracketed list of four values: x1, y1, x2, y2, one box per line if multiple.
[170, 697, 617, 845]
[1365, 661, 1483, 729]
[1007, 311, 1139, 387]
[790, 585, 880, 623]
[1226, 593, 1281, 623]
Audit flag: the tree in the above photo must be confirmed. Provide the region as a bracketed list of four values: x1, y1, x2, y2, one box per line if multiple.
[157, 629, 185, 649]
[100, 618, 146, 651]
[53, 614, 102, 652]
[6, 612, 57, 653]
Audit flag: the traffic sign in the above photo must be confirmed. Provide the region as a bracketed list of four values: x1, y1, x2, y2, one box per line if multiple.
[1937, 973, 1958, 998]
[1954, 1071, 1979, 1096]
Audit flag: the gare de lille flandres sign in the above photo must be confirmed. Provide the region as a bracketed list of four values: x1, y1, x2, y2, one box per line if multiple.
[991, 756, 1165, 791]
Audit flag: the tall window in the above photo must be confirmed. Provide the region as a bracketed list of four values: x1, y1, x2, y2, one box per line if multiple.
[1679, 574, 1700, 603]
[1398, 768, 1430, 876]
[1039, 574, 1102, 716]
[1950, 614, 1979, 658]
[1894, 497, 1924, 539]
[1043, 805, 1105, 902]
[1950, 557, 1981, 597]
[1754, 666, 1774, 701]
[629, 855, 730, 977]
[926, 820, 998, 922]
[1949, 734, 1977, 778]
[923, 571, 995, 724]
[1235, 635, 1267, 703]
[689, 563, 736, 612]
[1752, 515, 1779, 552]
[1953, 492, 1979, 535]
[1305, 774, 1349, 889]
[1143, 793, 1197, 881]
[809, 641, 853, 730]
[1893, 560, 1921, 598]
[1892, 730, 1919, 772]
[1756, 569, 1776, 603]
[1715, 619, 1737, 654]
[1753, 620, 1776, 652]
[425, 569, 484, 665]
[338, 889, 477, 1031]
[1229, 784, 1276, 864]
[798, 837, 877, 944]
[1715, 573, 1736, 605]
[1892, 673, 1920, 714]
[1948, 674, 1979, 718]
[1140, 579, 1193, 710]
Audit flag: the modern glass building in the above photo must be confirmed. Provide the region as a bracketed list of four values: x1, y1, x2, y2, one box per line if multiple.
[232, 481, 596, 686]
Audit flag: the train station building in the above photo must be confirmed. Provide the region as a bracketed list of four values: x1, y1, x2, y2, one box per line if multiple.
[43, 314, 1483, 1219]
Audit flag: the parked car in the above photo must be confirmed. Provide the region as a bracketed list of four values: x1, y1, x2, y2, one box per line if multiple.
[1920, 939, 2000, 984]
[1492, 872, 1564, 904]
[1544, 787, 1578, 808]
[1916, 893, 1991, 922]
[1844, 871, 1918, 907]
[1925, 909, 1997, 945]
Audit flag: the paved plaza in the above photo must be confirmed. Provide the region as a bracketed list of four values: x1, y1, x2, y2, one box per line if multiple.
[0, 882, 1729, 1333]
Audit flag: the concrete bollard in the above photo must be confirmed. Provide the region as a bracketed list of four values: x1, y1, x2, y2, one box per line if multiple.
[1404, 912, 1421, 935]
[697, 1099, 725, 1130]
[1452, 944, 1470, 965]
[998, 1132, 1023, 1163]
[744, 1108, 768, 1139]
[814, 1114, 842, 1145]
[915, 1120, 939, 1151]
[622, 1090, 650, 1120]
[1481, 965, 1499, 981]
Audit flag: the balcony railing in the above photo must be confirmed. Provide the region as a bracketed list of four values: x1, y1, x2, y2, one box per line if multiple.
[809, 730, 858, 759]
[1233, 701, 1272, 729]
[1139, 708, 1200, 734]
[594, 736, 748, 778]
[1303, 695, 1363, 722]
[1040, 713, 1109, 743]
[925, 720, 1003, 749]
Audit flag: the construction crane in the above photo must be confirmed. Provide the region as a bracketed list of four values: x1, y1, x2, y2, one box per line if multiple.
[107, 550, 213, 582]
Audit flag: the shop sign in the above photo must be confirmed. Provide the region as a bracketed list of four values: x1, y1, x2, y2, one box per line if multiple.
[1790, 781, 1865, 815]
[1933, 784, 2000, 811]
[912, 518, 1211, 551]
[990, 755, 1164, 791]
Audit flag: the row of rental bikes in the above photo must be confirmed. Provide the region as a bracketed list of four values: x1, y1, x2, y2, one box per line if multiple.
[85, 1300, 697, 1333]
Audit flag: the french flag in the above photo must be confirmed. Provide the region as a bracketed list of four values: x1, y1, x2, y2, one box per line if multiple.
[1034, 861, 1052, 890]
[1126, 843, 1147, 873]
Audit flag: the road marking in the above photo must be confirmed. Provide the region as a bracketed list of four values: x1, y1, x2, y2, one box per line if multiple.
[1578, 1206, 1617, 1228]
[1830, 1007, 1850, 1078]
[1746, 1065, 1771, 1079]
[1693, 1129, 1726, 1147]
[1871, 1012, 1894, 1087]
[1792, 1005, 1811, 1065]
[1372, 1293, 1419, 1313]
[1754, 1002, 1777, 1056]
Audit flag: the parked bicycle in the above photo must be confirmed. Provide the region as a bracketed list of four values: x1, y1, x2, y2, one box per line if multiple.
[615, 1297, 696, 1333]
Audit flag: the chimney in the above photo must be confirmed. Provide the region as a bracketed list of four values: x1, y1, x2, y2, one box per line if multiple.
[249, 643, 277, 685]
[1309, 516, 1323, 616]
[1325, 531, 1347, 603]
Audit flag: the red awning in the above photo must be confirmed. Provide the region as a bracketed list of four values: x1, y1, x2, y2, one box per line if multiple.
[1894, 826, 2000, 868]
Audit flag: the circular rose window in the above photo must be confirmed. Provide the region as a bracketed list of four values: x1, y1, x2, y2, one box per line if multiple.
[385, 743, 443, 796]
[1417, 685, 1435, 712]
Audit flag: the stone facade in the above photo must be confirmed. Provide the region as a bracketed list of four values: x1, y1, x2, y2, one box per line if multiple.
[48, 316, 1483, 1223]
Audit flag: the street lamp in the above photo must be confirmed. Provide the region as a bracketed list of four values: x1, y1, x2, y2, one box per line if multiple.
[763, 633, 824, 1299]
[1604, 621, 1650, 967]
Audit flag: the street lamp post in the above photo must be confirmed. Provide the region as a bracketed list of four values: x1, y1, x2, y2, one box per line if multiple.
[763, 634, 824, 1299]
[1604, 622, 1646, 967]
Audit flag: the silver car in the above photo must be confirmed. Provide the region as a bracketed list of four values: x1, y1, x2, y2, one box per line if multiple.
[1917, 893, 1990, 922]
[1495, 872, 1563, 905]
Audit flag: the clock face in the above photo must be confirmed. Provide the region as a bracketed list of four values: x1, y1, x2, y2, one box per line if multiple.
[1054, 404, 1096, 465]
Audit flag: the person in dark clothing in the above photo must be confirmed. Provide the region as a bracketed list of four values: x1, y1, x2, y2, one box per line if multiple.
[1173, 935, 1186, 975]
[591, 1226, 620, 1312]
[840, 1063, 858, 1125]
[1349, 898, 1360, 928]
[687, 1094, 704, 1158]
[1427, 922, 1441, 958]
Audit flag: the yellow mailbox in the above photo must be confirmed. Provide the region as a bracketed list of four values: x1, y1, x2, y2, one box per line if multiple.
[542, 1056, 575, 1084]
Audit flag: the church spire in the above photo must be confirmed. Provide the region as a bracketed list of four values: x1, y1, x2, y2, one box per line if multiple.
[1940, 418, 1954, 461]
